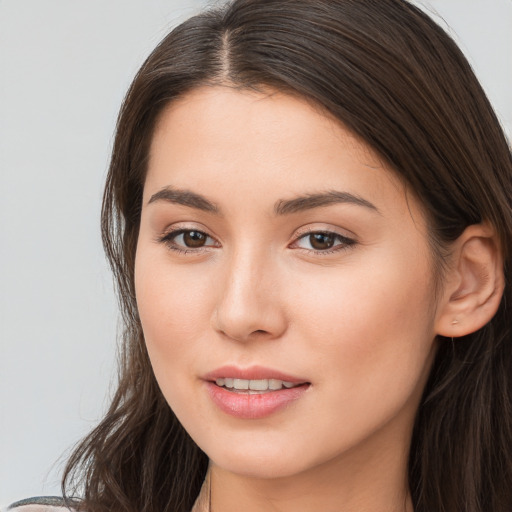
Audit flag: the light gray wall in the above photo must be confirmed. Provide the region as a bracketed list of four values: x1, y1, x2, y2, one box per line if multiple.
[412, 0, 512, 138]
[1, 0, 510, 507]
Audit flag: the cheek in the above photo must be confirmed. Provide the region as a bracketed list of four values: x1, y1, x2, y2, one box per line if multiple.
[291, 248, 436, 382]
[134, 250, 215, 361]
[134, 252, 217, 424]
[283, 259, 437, 457]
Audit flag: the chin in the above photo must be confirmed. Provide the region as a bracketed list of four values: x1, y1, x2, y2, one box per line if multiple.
[199, 436, 320, 479]
[214, 456, 306, 480]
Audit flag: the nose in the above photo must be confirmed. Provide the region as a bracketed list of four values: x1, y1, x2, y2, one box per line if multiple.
[212, 248, 287, 343]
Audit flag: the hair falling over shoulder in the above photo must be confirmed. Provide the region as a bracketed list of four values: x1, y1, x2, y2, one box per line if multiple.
[62, 1, 512, 511]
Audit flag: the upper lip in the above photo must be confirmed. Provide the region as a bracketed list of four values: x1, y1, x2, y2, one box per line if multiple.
[203, 365, 309, 384]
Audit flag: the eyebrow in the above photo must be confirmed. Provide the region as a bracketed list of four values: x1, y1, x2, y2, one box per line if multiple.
[148, 187, 219, 213]
[274, 190, 380, 215]
[147, 187, 379, 216]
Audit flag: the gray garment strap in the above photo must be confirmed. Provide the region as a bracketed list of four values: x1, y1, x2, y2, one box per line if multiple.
[7, 497, 77, 510]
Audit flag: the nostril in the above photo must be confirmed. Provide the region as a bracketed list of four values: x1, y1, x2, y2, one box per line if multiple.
[211, 299, 287, 342]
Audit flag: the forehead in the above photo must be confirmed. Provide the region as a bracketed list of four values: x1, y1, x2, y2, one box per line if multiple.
[145, 85, 422, 226]
[150, 85, 375, 160]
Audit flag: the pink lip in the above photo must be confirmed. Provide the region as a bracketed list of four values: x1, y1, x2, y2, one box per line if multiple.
[203, 365, 307, 383]
[203, 365, 310, 420]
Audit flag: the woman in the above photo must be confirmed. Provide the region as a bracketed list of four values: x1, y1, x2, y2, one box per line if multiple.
[9, 0, 511, 511]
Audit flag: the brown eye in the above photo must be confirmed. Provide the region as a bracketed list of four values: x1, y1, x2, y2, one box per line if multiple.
[309, 232, 335, 250]
[160, 229, 218, 252]
[293, 231, 356, 253]
[182, 230, 208, 248]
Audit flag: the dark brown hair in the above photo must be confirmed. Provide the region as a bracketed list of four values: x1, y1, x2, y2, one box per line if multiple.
[62, 1, 512, 511]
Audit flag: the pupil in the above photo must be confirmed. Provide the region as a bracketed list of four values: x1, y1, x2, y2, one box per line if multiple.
[310, 233, 334, 250]
[184, 231, 206, 248]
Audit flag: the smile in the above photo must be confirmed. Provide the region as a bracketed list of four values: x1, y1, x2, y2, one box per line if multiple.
[204, 367, 310, 419]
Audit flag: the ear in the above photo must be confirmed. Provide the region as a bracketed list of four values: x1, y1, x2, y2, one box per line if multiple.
[435, 222, 504, 338]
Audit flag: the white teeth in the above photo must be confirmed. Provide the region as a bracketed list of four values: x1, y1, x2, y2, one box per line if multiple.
[215, 378, 300, 391]
[233, 378, 249, 390]
[268, 379, 282, 390]
[249, 379, 268, 391]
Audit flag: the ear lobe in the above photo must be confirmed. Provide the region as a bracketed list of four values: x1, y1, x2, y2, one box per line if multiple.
[435, 223, 504, 338]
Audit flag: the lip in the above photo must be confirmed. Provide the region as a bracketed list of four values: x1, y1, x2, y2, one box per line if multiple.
[203, 365, 307, 383]
[203, 365, 310, 420]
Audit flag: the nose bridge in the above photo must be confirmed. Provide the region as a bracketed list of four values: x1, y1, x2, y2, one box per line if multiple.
[213, 241, 285, 341]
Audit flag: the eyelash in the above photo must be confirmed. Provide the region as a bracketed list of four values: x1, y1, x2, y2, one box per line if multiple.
[157, 227, 357, 255]
[291, 228, 357, 255]
[157, 229, 218, 255]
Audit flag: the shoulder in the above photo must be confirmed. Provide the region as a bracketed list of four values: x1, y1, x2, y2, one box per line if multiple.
[6, 497, 79, 512]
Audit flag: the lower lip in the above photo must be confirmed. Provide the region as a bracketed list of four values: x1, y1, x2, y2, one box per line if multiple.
[205, 382, 309, 419]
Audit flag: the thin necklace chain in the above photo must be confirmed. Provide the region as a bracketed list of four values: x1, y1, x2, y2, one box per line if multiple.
[208, 470, 212, 512]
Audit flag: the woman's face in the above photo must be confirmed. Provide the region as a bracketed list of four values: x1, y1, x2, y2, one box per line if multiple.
[135, 86, 441, 479]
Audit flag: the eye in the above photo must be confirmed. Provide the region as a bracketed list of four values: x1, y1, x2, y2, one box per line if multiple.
[293, 231, 356, 253]
[158, 229, 219, 253]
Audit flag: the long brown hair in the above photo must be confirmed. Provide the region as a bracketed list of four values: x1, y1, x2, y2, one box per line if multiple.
[62, 1, 512, 511]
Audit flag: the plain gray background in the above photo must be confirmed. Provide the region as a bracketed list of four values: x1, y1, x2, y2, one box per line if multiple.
[1, 0, 511, 506]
